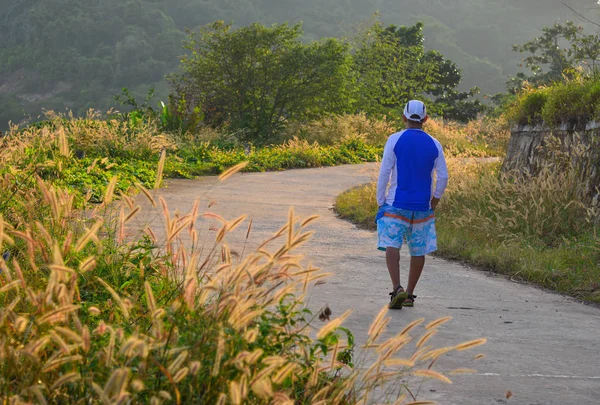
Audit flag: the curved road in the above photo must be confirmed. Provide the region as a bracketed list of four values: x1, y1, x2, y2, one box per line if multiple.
[134, 164, 600, 405]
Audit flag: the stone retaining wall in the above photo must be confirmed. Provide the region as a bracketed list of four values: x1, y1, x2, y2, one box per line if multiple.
[503, 123, 600, 201]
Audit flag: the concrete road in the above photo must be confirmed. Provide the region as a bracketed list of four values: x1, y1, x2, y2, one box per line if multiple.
[133, 164, 600, 405]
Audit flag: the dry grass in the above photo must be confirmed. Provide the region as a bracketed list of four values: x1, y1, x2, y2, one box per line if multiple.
[4, 110, 174, 165]
[283, 113, 396, 146]
[424, 117, 510, 158]
[0, 112, 162, 225]
[442, 162, 599, 246]
[435, 136, 600, 301]
[284, 114, 509, 159]
[335, 136, 600, 302]
[442, 133, 599, 246]
[43, 110, 177, 159]
[0, 163, 487, 403]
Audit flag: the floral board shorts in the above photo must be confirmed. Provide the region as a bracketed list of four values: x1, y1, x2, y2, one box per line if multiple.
[376, 204, 437, 256]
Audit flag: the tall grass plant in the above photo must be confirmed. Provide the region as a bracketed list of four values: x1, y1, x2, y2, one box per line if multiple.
[0, 166, 487, 404]
[335, 140, 600, 302]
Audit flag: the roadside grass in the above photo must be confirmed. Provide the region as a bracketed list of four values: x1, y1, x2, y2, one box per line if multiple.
[1, 112, 505, 222]
[335, 182, 378, 231]
[335, 159, 600, 304]
[1, 112, 381, 221]
[424, 116, 510, 158]
[0, 164, 488, 403]
[0, 110, 492, 403]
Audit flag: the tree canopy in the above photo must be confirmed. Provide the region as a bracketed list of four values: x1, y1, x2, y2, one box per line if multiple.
[171, 22, 352, 139]
[352, 22, 483, 121]
[169, 20, 485, 138]
[510, 21, 600, 92]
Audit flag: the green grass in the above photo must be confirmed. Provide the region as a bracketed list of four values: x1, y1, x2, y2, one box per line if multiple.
[165, 136, 383, 178]
[335, 161, 600, 304]
[335, 183, 378, 231]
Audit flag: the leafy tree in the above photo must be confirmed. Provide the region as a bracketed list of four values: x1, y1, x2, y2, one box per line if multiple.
[170, 21, 352, 140]
[352, 21, 484, 122]
[510, 21, 600, 92]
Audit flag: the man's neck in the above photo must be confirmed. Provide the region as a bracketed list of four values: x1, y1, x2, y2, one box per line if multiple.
[406, 123, 423, 130]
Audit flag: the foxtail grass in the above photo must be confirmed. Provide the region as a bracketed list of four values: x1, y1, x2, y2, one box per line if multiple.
[335, 138, 600, 302]
[0, 167, 486, 404]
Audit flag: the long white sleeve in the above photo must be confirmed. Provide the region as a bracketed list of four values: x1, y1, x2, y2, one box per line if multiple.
[433, 146, 449, 199]
[377, 136, 397, 206]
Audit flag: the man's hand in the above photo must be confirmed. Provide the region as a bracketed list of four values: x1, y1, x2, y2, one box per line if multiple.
[430, 197, 440, 211]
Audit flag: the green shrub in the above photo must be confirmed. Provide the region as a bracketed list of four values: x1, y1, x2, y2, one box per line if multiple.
[509, 88, 550, 125]
[584, 81, 600, 121]
[540, 81, 590, 126]
[508, 77, 600, 126]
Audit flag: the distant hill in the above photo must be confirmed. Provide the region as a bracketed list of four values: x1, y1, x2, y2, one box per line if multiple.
[0, 0, 596, 129]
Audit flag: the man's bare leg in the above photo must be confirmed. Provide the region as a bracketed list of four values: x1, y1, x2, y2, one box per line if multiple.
[407, 255, 425, 296]
[386, 247, 401, 291]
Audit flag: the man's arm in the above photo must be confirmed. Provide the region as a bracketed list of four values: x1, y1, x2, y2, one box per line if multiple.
[431, 145, 449, 210]
[377, 137, 397, 207]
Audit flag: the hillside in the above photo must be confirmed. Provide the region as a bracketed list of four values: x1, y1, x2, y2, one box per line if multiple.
[0, 0, 596, 129]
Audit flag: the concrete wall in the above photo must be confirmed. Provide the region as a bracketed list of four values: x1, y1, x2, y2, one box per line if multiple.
[503, 122, 600, 201]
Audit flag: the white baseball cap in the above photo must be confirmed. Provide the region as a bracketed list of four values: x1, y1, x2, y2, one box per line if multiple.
[403, 100, 427, 122]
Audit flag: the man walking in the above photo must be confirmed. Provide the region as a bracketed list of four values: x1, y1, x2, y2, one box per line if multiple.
[376, 100, 449, 309]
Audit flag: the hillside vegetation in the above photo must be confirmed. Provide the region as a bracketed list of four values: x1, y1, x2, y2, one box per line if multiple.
[0, 0, 596, 129]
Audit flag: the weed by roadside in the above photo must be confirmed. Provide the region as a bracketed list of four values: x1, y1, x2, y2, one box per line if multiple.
[284, 114, 509, 158]
[425, 117, 510, 158]
[0, 106, 499, 404]
[0, 165, 487, 404]
[335, 158, 600, 304]
[2, 111, 502, 219]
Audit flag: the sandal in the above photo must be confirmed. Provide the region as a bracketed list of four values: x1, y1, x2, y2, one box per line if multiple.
[403, 294, 417, 307]
[389, 285, 408, 309]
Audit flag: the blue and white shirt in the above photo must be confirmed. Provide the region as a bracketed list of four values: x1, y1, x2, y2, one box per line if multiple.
[377, 129, 449, 211]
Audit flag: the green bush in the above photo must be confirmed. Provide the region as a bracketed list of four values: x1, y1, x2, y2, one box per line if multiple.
[171, 21, 352, 140]
[57, 158, 156, 204]
[540, 81, 590, 126]
[509, 78, 600, 126]
[509, 88, 550, 125]
[584, 81, 600, 121]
